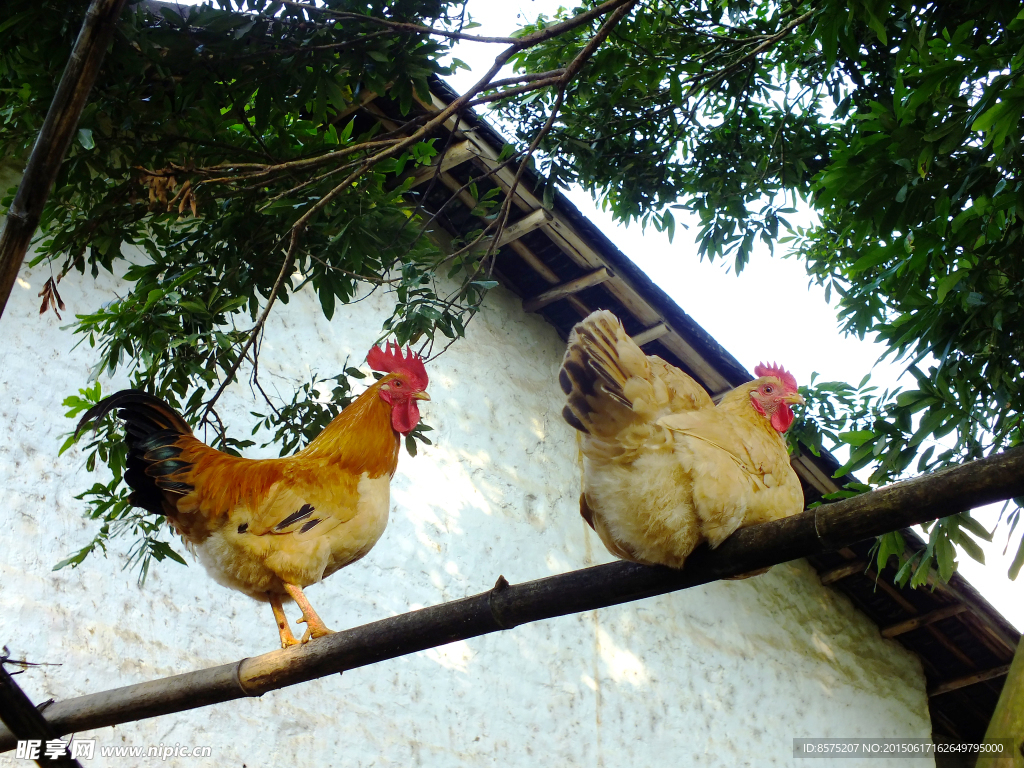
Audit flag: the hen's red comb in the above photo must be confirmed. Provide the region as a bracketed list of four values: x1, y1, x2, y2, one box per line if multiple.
[754, 362, 798, 394]
[367, 342, 428, 390]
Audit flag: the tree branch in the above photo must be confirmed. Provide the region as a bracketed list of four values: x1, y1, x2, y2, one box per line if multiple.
[486, 0, 641, 261]
[0, 0, 128, 321]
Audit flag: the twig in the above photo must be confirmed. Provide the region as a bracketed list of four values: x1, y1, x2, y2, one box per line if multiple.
[279, 1, 523, 44]
[683, 9, 817, 95]
[200, 230, 302, 425]
[486, 0, 641, 262]
[277, 0, 641, 265]
[464, 75, 567, 108]
[414, 152, 526, 253]
[192, 0, 638, 423]
[482, 69, 568, 91]
[193, 137, 404, 182]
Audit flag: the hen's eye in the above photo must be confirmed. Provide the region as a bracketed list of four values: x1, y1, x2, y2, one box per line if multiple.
[394, 380, 403, 388]
[764, 385, 773, 394]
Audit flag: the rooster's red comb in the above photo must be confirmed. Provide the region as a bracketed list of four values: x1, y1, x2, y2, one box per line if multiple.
[367, 342, 428, 390]
[754, 362, 797, 394]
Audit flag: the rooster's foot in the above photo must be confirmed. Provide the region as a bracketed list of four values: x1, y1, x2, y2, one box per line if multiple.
[268, 591, 302, 648]
[296, 618, 335, 643]
[284, 582, 334, 643]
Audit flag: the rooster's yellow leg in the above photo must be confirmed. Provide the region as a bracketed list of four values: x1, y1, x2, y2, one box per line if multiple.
[283, 583, 334, 642]
[269, 592, 301, 648]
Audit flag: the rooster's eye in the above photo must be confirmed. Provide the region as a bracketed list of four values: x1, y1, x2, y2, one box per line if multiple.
[764, 385, 773, 394]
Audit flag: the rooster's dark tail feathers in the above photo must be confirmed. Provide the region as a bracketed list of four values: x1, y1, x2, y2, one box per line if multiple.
[76, 390, 196, 516]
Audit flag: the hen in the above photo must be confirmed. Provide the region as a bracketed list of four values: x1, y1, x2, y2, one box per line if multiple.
[76, 343, 429, 647]
[559, 311, 804, 568]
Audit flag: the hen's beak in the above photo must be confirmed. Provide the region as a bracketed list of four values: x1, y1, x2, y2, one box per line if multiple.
[783, 393, 806, 406]
[413, 391, 431, 401]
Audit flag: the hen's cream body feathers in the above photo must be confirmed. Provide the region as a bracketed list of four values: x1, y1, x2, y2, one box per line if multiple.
[560, 310, 804, 568]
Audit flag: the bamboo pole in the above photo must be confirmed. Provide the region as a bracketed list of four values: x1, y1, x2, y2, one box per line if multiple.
[1, 445, 1023, 752]
[0, 0, 127, 321]
[980, 644, 1024, 767]
[0, 665, 82, 766]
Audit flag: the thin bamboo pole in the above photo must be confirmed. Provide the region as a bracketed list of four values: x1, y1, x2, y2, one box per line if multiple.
[0, 0, 127, 321]
[0, 665, 82, 766]
[981, 644, 1024, 767]
[2, 445, 1023, 752]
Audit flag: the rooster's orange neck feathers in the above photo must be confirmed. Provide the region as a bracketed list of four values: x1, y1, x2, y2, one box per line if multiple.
[300, 377, 401, 478]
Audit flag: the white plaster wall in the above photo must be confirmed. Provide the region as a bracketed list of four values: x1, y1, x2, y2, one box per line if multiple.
[0, 166, 933, 767]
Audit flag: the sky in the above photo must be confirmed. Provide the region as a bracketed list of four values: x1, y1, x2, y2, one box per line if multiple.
[162, 0, 1021, 626]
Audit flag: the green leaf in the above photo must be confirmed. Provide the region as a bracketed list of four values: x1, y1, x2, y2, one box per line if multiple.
[935, 535, 956, 582]
[935, 271, 963, 303]
[1009, 535, 1024, 580]
[957, 534, 985, 565]
[839, 430, 878, 447]
[875, 530, 905, 572]
[53, 544, 95, 571]
[77, 128, 94, 150]
[58, 431, 79, 456]
[957, 513, 994, 542]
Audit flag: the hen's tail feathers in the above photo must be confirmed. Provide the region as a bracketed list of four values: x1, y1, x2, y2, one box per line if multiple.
[559, 310, 649, 437]
[76, 390, 196, 516]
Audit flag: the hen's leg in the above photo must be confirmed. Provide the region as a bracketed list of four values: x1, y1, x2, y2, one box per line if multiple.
[268, 592, 301, 648]
[283, 582, 334, 642]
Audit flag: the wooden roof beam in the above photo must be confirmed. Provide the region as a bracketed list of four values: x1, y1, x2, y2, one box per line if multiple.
[523, 268, 612, 313]
[881, 604, 969, 638]
[929, 664, 1012, 697]
[505, 241, 592, 319]
[791, 455, 841, 496]
[496, 208, 551, 249]
[858, 565, 978, 670]
[431, 172, 592, 319]
[409, 140, 477, 187]
[926, 579, 1020, 657]
[447, 129, 734, 392]
[631, 322, 669, 347]
[819, 560, 867, 585]
[507, 240, 559, 284]
[427, 167, 591, 318]
[331, 89, 379, 125]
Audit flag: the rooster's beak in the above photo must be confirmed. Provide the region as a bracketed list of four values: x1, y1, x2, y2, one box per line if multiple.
[413, 391, 431, 401]
[783, 393, 806, 406]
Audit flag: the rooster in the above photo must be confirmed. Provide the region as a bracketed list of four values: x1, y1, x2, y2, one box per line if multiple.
[76, 343, 429, 647]
[559, 311, 804, 569]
